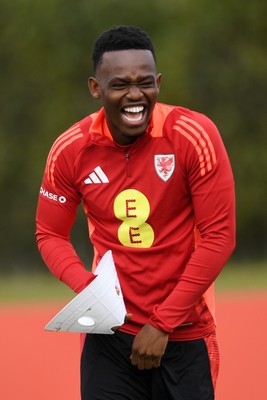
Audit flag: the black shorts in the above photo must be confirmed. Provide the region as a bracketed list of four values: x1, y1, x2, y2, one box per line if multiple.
[81, 331, 215, 400]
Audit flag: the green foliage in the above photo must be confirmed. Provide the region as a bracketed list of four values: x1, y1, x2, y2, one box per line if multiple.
[0, 0, 266, 272]
[0, 271, 74, 303]
[215, 260, 267, 292]
[0, 260, 266, 303]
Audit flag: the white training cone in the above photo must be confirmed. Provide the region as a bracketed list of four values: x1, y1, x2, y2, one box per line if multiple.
[45, 250, 127, 334]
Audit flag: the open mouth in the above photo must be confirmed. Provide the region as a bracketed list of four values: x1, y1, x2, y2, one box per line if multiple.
[122, 106, 145, 123]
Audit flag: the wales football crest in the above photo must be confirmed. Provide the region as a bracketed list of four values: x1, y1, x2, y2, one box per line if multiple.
[154, 154, 175, 182]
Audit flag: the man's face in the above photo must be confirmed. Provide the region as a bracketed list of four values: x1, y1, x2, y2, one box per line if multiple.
[89, 49, 161, 145]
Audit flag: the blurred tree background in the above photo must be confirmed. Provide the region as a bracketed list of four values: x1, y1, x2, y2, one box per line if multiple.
[1, 0, 266, 274]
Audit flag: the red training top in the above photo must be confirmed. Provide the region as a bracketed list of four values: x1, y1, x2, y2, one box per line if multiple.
[36, 103, 236, 341]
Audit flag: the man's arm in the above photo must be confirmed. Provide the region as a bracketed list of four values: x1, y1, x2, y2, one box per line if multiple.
[35, 132, 95, 293]
[36, 195, 95, 293]
[148, 115, 236, 332]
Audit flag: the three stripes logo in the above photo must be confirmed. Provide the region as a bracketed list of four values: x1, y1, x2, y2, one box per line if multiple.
[84, 166, 109, 184]
[173, 116, 217, 177]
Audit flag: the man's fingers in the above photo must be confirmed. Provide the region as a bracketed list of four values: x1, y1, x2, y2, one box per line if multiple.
[152, 357, 161, 368]
[111, 313, 133, 332]
[130, 354, 162, 370]
[130, 353, 143, 369]
[124, 313, 133, 324]
[131, 355, 149, 370]
[130, 323, 168, 370]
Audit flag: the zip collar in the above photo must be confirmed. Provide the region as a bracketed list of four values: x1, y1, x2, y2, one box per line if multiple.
[88, 102, 175, 149]
[89, 107, 154, 152]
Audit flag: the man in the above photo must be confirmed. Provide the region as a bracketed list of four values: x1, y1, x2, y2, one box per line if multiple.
[36, 25, 235, 400]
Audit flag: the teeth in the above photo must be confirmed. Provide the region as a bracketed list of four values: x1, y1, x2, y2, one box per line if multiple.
[124, 106, 144, 113]
[124, 113, 143, 122]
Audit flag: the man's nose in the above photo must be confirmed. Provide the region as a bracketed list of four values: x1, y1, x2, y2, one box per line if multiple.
[126, 85, 143, 99]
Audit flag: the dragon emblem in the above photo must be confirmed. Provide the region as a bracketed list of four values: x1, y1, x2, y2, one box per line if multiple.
[154, 154, 175, 182]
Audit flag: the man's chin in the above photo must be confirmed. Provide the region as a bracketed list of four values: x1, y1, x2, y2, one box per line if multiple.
[124, 126, 147, 139]
[108, 118, 149, 145]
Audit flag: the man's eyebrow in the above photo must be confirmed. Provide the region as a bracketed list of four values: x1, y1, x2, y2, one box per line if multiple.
[110, 77, 128, 83]
[110, 75, 155, 83]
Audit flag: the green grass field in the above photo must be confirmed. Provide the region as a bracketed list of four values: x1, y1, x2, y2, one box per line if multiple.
[215, 260, 267, 291]
[0, 260, 266, 303]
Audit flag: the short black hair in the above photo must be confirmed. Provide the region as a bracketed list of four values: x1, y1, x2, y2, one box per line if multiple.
[92, 25, 156, 72]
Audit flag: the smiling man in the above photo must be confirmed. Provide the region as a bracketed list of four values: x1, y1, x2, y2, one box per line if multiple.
[36, 25, 236, 400]
[89, 48, 161, 144]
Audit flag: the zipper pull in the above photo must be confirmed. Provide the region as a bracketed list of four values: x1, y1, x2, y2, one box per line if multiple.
[125, 153, 130, 176]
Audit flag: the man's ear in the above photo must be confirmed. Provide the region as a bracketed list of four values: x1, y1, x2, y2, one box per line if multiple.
[156, 73, 162, 94]
[88, 77, 100, 99]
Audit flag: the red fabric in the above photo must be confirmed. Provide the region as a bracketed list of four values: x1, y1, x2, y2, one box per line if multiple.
[204, 331, 220, 391]
[36, 103, 235, 340]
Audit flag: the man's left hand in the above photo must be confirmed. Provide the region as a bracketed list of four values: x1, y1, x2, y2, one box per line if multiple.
[130, 323, 169, 370]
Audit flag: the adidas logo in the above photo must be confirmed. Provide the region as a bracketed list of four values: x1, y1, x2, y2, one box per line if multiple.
[84, 166, 109, 184]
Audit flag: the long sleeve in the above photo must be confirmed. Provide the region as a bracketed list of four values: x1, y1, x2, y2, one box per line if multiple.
[149, 114, 236, 332]
[36, 196, 95, 293]
[35, 124, 95, 293]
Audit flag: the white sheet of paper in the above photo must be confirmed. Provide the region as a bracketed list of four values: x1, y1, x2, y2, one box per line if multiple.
[45, 250, 126, 334]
